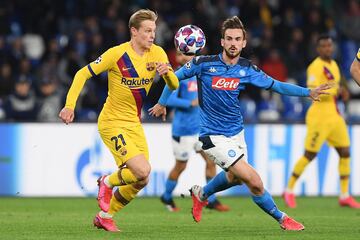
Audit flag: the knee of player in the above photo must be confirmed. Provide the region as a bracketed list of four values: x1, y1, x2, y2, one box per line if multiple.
[134, 164, 151, 181]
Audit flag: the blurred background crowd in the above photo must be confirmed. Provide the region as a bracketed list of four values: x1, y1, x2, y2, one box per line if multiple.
[1, 0, 360, 123]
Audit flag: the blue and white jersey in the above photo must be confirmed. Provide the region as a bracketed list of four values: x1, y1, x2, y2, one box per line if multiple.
[167, 76, 199, 137]
[174, 54, 310, 137]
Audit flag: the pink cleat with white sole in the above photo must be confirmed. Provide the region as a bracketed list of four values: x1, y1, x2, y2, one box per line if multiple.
[93, 213, 120, 232]
[280, 215, 305, 231]
[97, 175, 113, 212]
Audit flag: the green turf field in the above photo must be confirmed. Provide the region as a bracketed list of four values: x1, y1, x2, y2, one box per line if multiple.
[0, 196, 359, 240]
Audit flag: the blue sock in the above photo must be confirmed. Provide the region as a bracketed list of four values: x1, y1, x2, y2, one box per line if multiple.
[206, 177, 217, 204]
[163, 179, 177, 201]
[202, 171, 235, 200]
[252, 190, 284, 222]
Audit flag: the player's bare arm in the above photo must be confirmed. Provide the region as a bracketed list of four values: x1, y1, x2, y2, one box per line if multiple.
[309, 83, 332, 101]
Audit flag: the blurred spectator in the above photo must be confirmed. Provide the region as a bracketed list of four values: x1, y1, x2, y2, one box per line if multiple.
[0, 0, 358, 123]
[36, 77, 62, 122]
[3, 74, 37, 121]
[261, 48, 288, 82]
[0, 63, 13, 99]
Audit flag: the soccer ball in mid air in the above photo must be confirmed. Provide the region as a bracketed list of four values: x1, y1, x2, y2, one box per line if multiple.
[174, 25, 206, 55]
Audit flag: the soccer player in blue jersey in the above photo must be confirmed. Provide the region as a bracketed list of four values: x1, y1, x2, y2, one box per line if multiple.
[160, 52, 229, 212]
[150, 16, 330, 231]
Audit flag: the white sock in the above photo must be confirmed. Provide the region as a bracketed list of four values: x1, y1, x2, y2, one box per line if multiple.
[99, 211, 113, 219]
[104, 176, 113, 188]
[279, 213, 287, 223]
[286, 188, 293, 194]
[340, 192, 349, 199]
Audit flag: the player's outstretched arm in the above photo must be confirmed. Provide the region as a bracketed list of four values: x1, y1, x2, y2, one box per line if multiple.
[149, 65, 192, 120]
[156, 63, 179, 90]
[308, 83, 332, 101]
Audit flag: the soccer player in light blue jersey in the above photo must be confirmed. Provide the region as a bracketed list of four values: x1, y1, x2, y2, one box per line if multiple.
[150, 16, 330, 231]
[160, 52, 229, 212]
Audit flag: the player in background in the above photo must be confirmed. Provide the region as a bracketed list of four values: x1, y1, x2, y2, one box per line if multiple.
[284, 35, 360, 209]
[59, 9, 179, 232]
[161, 51, 229, 212]
[350, 48, 360, 86]
[150, 16, 331, 230]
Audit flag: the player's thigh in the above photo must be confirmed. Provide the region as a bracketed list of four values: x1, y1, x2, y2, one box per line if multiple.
[304, 122, 328, 152]
[99, 126, 148, 167]
[199, 133, 247, 171]
[172, 135, 197, 161]
[327, 117, 350, 148]
[125, 125, 149, 160]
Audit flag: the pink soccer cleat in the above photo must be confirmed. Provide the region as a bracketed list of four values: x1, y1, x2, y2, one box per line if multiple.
[280, 215, 305, 231]
[339, 196, 360, 209]
[97, 175, 113, 212]
[190, 185, 208, 222]
[283, 191, 297, 208]
[93, 214, 121, 232]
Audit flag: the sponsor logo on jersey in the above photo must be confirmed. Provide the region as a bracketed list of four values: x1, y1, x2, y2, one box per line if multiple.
[211, 77, 240, 90]
[146, 62, 155, 71]
[187, 81, 198, 92]
[185, 61, 191, 69]
[121, 77, 153, 87]
[208, 67, 217, 73]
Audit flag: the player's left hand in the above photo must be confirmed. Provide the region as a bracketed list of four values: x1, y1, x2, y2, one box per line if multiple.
[156, 62, 169, 76]
[148, 103, 167, 121]
[309, 83, 332, 101]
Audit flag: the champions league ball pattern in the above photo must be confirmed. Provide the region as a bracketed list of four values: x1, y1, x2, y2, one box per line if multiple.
[174, 25, 206, 55]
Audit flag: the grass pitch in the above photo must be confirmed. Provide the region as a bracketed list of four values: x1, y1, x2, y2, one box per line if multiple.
[0, 196, 359, 240]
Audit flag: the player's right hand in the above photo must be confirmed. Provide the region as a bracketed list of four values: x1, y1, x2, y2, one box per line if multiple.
[309, 83, 332, 101]
[59, 107, 75, 124]
[148, 103, 167, 121]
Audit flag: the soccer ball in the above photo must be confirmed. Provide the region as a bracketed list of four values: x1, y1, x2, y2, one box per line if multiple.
[174, 25, 206, 55]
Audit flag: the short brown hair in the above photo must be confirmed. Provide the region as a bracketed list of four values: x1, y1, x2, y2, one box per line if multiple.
[221, 16, 246, 39]
[128, 9, 158, 30]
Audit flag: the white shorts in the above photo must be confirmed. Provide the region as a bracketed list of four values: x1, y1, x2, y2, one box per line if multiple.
[172, 135, 202, 161]
[199, 131, 248, 171]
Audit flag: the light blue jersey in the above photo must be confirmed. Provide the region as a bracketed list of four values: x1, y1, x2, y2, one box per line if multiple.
[159, 54, 310, 137]
[167, 76, 199, 137]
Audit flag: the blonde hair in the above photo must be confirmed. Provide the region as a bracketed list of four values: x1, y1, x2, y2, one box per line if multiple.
[128, 9, 158, 30]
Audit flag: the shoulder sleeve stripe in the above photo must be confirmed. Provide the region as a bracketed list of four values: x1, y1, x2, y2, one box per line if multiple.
[194, 55, 220, 65]
[87, 64, 96, 77]
[265, 80, 275, 90]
